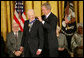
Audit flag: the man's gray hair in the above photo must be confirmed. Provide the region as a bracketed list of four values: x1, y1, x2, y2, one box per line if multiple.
[42, 3, 51, 10]
[27, 9, 35, 15]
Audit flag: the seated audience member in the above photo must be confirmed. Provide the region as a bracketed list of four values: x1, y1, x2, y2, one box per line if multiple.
[6, 21, 23, 57]
[56, 26, 70, 57]
[71, 23, 83, 57]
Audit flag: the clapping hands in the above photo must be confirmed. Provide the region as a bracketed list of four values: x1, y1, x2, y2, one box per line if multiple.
[14, 51, 22, 56]
[14, 46, 24, 56]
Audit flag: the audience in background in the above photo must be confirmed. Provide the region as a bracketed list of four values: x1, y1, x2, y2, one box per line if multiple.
[61, 1, 77, 52]
[71, 23, 83, 57]
[56, 26, 70, 57]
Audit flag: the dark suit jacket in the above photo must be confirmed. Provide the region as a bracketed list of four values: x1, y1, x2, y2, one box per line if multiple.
[42, 12, 58, 55]
[6, 31, 23, 57]
[21, 19, 44, 56]
[0, 36, 6, 57]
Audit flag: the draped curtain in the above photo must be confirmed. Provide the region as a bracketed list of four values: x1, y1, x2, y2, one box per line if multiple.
[1, 1, 83, 41]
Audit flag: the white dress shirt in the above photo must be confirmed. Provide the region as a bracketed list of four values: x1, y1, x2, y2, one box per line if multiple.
[29, 23, 33, 32]
[14, 32, 18, 37]
[46, 12, 51, 19]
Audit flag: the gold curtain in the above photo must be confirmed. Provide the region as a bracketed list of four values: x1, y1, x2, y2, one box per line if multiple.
[1, 1, 83, 41]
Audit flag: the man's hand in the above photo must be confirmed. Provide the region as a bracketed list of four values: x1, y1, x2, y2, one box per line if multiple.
[36, 49, 42, 55]
[14, 51, 22, 56]
[37, 16, 43, 22]
[58, 48, 65, 51]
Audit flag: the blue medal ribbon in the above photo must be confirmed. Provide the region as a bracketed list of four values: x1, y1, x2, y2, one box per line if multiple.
[29, 19, 37, 24]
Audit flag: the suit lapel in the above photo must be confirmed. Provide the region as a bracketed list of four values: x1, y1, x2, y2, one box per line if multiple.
[29, 20, 36, 32]
[10, 32, 16, 42]
[44, 15, 48, 21]
[46, 12, 52, 21]
[12, 31, 15, 39]
[43, 12, 52, 22]
[27, 20, 30, 30]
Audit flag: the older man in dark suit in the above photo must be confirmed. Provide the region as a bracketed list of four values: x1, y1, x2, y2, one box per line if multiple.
[6, 21, 23, 57]
[38, 3, 58, 57]
[20, 9, 44, 57]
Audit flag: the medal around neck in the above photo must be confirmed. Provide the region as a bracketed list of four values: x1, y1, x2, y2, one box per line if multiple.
[28, 19, 37, 27]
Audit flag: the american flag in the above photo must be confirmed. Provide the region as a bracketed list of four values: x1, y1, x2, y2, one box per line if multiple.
[64, 1, 75, 23]
[14, 1, 26, 32]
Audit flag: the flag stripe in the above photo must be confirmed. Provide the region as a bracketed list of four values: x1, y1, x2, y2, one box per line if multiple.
[21, 16, 25, 24]
[22, 12, 27, 20]
[14, 15, 23, 31]
[15, 10, 24, 28]
[13, 1, 26, 32]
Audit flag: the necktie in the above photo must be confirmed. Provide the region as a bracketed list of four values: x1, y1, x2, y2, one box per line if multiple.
[29, 23, 33, 32]
[15, 33, 18, 39]
[15, 32, 18, 50]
